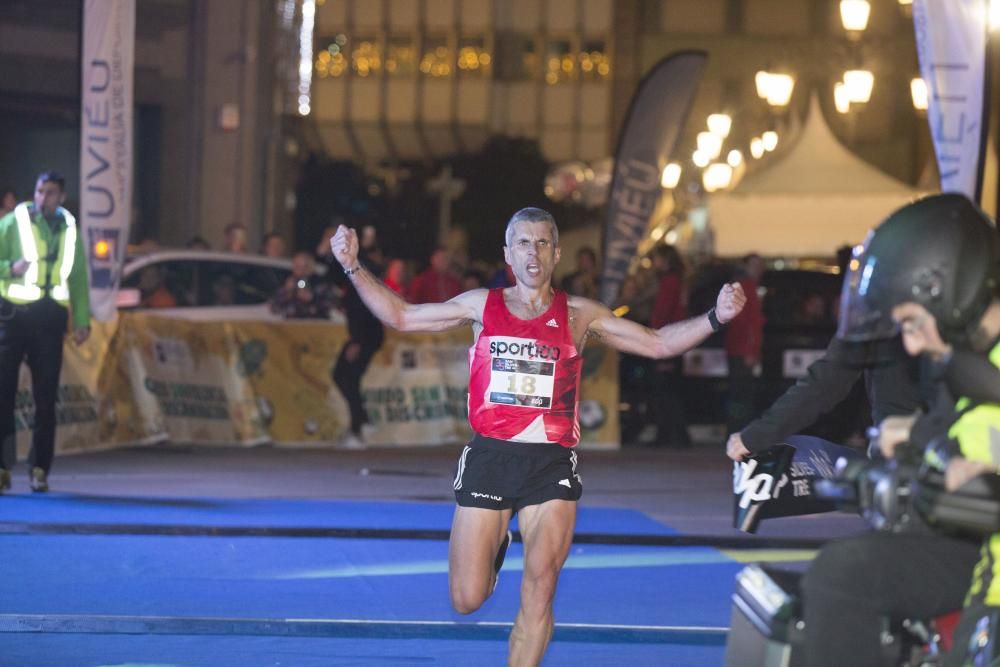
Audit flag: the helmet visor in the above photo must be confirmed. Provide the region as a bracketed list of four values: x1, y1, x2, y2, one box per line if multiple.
[835, 252, 900, 343]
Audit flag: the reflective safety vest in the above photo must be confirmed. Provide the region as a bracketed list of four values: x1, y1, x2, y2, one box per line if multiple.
[948, 342, 1000, 465]
[7, 203, 77, 304]
[947, 341, 1000, 605]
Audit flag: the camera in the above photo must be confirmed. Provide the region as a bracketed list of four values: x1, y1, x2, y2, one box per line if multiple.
[813, 446, 921, 532]
[814, 437, 1000, 540]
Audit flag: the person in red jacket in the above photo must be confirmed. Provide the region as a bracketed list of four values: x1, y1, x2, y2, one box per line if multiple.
[649, 245, 691, 446]
[329, 207, 745, 665]
[724, 253, 765, 434]
[407, 247, 461, 303]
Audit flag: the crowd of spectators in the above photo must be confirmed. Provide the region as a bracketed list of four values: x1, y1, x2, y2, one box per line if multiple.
[130, 220, 842, 450]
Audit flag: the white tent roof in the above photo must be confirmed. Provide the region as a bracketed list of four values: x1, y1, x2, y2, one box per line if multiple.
[708, 95, 926, 256]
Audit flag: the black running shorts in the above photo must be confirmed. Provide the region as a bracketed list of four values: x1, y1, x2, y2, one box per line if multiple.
[452, 434, 583, 513]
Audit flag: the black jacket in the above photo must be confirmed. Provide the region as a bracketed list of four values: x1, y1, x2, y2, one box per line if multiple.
[741, 336, 925, 453]
[320, 250, 385, 348]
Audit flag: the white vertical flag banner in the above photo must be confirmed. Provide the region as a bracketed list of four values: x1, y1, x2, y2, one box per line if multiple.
[80, 0, 135, 321]
[912, 0, 990, 200]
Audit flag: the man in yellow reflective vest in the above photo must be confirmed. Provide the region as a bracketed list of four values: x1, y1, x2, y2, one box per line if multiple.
[0, 171, 90, 494]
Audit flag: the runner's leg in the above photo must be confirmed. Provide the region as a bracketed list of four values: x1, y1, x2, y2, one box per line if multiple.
[508, 498, 576, 666]
[449, 504, 514, 613]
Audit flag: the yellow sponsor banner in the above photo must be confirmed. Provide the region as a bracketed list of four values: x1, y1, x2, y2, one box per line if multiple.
[33, 314, 619, 455]
[576, 344, 620, 450]
[230, 319, 351, 444]
[361, 330, 475, 446]
[13, 318, 116, 460]
[102, 313, 268, 445]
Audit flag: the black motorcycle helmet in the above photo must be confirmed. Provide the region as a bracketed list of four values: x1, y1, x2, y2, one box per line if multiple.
[836, 193, 999, 347]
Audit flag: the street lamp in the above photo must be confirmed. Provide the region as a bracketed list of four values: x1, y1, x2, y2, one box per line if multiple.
[840, 0, 871, 33]
[762, 131, 778, 152]
[703, 163, 733, 192]
[910, 77, 928, 111]
[661, 163, 682, 189]
[755, 71, 795, 107]
[697, 131, 723, 159]
[707, 113, 733, 138]
[842, 69, 874, 103]
[834, 82, 851, 113]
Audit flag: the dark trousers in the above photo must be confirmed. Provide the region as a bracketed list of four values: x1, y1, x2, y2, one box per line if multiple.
[726, 356, 756, 435]
[653, 361, 690, 446]
[946, 597, 1000, 667]
[801, 529, 980, 666]
[332, 340, 380, 435]
[0, 299, 67, 473]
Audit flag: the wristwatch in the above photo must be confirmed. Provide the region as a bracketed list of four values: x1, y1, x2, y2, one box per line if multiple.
[707, 307, 724, 332]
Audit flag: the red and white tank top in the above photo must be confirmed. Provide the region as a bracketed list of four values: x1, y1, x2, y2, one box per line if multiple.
[468, 288, 582, 447]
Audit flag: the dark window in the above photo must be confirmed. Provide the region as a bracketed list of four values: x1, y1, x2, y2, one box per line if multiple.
[199, 261, 289, 306]
[123, 259, 290, 308]
[121, 259, 196, 308]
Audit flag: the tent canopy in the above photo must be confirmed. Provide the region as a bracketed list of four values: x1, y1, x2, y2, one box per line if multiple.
[709, 95, 926, 257]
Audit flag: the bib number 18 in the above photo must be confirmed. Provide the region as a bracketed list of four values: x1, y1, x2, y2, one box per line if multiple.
[506, 374, 537, 395]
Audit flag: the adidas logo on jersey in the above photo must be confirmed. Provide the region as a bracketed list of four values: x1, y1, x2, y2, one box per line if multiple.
[546, 318, 559, 328]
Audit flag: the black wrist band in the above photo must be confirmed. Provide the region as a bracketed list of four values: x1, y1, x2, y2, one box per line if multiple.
[344, 265, 362, 276]
[708, 307, 723, 332]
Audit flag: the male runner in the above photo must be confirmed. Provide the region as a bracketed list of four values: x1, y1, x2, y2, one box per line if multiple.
[331, 207, 745, 665]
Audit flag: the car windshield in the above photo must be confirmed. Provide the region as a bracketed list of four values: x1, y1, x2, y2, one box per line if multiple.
[122, 257, 292, 308]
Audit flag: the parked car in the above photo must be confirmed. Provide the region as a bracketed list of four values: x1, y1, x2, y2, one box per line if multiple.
[117, 249, 334, 321]
[620, 259, 868, 444]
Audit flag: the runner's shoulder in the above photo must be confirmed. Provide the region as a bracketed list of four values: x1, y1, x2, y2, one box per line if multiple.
[449, 288, 489, 319]
[566, 294, 611, 319]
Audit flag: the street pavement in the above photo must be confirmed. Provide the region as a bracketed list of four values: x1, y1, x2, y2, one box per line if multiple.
[1, 440, 869, 541]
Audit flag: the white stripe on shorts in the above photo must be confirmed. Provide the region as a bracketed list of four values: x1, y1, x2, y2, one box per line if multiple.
[453, 445, 471, 491]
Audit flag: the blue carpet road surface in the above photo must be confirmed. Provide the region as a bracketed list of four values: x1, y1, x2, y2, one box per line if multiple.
[0, 496, 747, 665]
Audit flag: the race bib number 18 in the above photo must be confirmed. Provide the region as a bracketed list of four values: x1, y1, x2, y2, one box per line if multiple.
[488, 337, 556, 408]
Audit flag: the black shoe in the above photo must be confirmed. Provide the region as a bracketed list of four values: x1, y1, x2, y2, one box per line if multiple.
[30, 467, 48, 493]
[0, 469, 9, 494]
[492, 528, 512, 592]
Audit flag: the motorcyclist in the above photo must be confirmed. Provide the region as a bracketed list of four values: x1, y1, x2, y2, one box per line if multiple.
[801, 193, 999, 666]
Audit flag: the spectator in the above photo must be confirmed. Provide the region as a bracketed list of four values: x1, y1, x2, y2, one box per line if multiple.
[616, 273, 655, 445]
[358, 224, 386, 276]
[561, 246, 600, 299]
[384, 258, 408, 295]
[223, 222, 248, 253]
[796, 291, 827, 326]
[138, 265, 177, 308]
[260, 232, 286, 258]
[360, 224, 378, 253]
[725, 253, 765, 434]
[316, 224, 385, 449]
[408, 247, 461, 303]
[462, 269, 485, 291]
[650, 245, 691, 447]
[211, 274, 237, 305]
[185, 235, 210, 250]
[487, 261, 515, 288]
[271, 251, 334, 319]
[0, 188, 17, 218]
